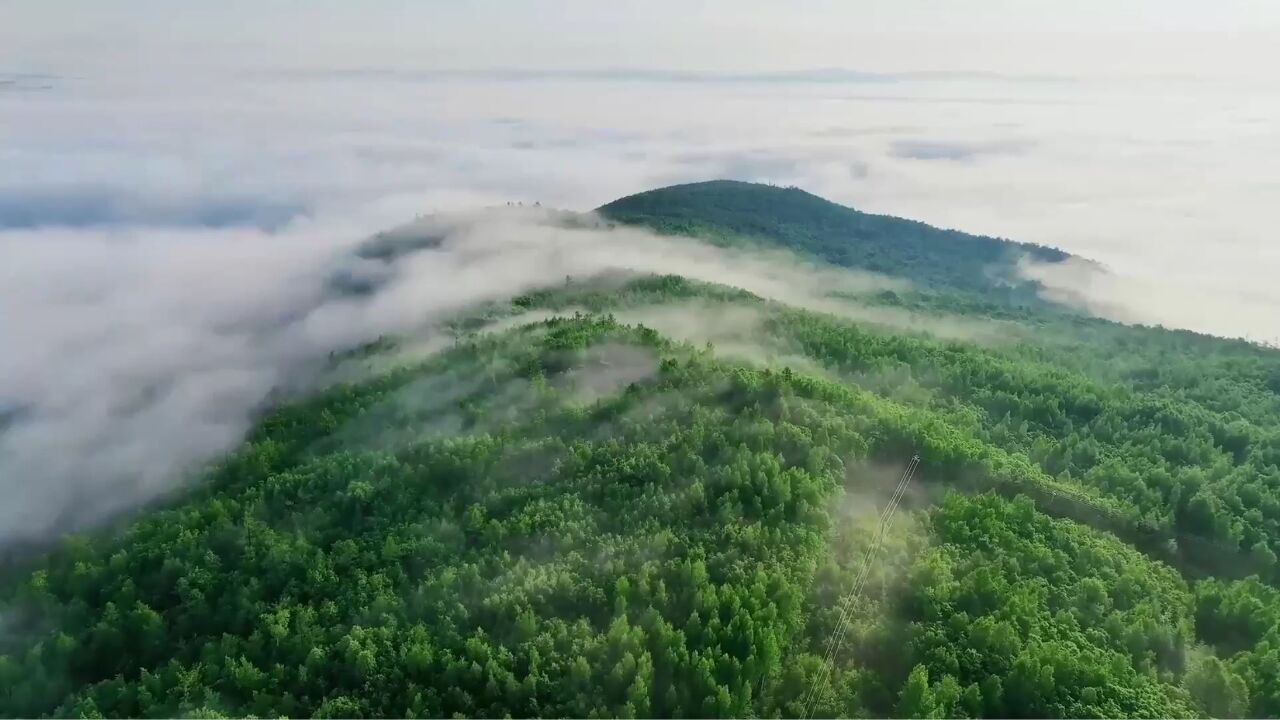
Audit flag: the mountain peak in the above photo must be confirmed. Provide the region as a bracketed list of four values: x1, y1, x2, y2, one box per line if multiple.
[598, 179, 1069, 298]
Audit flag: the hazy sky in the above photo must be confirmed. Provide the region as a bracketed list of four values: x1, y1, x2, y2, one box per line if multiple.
[5, 1, 1279, 77]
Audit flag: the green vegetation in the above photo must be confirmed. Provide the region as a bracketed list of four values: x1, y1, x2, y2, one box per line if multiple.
[598, 180, 1068, 299]
[4, 182, 1280, 718]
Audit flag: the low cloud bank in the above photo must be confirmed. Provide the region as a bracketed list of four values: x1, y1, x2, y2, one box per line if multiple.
[0, 208, 901, 547]
[1018, 256, 1280, 345]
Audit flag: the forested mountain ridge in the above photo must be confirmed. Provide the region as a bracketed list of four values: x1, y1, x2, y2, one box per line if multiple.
[3, 185, 1280, 718]
[598, 180, 1071, 298]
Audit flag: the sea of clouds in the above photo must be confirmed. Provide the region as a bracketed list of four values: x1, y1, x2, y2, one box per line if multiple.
[3, 55, 1279, 545]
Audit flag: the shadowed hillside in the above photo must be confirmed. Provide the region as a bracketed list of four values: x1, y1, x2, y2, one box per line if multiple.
[599, 180, 1069, 299]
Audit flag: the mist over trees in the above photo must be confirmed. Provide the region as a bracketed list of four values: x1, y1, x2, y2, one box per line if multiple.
[3, 182, 1280, 718]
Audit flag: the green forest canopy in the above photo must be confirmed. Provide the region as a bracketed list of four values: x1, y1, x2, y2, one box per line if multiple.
[598, 180, 1070, 299]
[3, 182, 1280, 718]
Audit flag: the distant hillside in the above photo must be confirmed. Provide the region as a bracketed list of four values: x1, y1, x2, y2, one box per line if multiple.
[598, 180, 1069, 299]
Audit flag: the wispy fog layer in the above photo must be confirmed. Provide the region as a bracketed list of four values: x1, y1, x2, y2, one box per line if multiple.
[0, 208, 899, 546]
[1018, 257, 1280, 346]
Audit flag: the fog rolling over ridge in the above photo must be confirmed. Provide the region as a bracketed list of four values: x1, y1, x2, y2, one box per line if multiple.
[0, 208, 903, 547]
[1017, 256, 1280, 347]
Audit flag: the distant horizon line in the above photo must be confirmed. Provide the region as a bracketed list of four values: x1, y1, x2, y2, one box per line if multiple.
[263, 65, 1076, 85]
[7, 65, 1241, 87]
[248, 64, 1258, 87]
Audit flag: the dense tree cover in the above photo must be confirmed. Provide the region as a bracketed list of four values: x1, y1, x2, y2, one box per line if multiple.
[4, 304, 1279, 717]
[890, 493, 1195, 718]
[510, 274, 1280, 580]
[868, 288, 1280, 428]
[597, 180, 1066, 298]
[769, 305, 1280, 573]
[5, 180, 1280, 717]
[1192, 578, 1280, 717]
[3, 319, 834, 717]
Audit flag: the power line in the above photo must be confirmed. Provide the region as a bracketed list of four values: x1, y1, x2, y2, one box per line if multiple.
[801, 455, 919, 719]
[802, 455, 917, 717]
